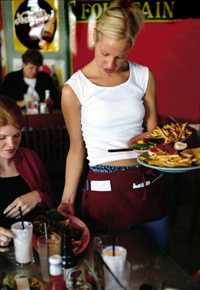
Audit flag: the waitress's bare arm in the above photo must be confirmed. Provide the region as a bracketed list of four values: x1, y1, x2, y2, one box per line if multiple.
[144, 70, 158, 131]
[59, 84, 86, 212]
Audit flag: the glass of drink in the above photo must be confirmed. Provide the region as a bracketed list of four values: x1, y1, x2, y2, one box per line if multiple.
[37, 232, 61, 281]
[102, 246, 127, 273]
[37, 236, 49, 282]
[11, 221, 33, 265]
[102, 245, 130, 290]
[48, 232, 61, 256]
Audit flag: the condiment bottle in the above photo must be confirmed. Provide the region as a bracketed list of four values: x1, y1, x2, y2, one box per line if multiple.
[61, 232, 77, 289]
[48, 254, 66, 290]
[42, 12, 56, 43]
[45, 89, 53, 113]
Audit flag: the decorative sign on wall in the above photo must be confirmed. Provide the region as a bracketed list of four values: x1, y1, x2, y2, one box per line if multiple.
[68, 0, 200, 22]
[12, 0, 59, 52]
[68, 0, 176, 22]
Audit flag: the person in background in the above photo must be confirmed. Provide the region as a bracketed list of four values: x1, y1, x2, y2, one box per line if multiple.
[58, 0, 169, 249]
[0, 49, 60, 110]
[0, 95, 52, 247]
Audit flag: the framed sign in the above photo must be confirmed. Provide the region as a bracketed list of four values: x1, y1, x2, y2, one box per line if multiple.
[12, 0, 59, 52]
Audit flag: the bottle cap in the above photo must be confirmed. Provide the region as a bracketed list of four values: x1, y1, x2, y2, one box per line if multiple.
[49, 254, 62, 265]
[49, 255, 62, 276]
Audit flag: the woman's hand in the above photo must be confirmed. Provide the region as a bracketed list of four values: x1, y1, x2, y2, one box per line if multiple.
[57, 202, 75, 216]
[0, 227, 14, 247]
[3, 191, 42, 218]
[57, 187, 76, 217]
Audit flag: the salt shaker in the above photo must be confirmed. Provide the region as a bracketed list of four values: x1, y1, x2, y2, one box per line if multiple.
[48, 254, 66, 290]
[49, 254, 62, 276]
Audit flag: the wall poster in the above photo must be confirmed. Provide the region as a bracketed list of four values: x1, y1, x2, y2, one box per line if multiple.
[12, 0, 59, 52]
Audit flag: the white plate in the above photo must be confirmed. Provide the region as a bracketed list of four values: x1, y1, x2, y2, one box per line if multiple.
[137, 156, 200, 173]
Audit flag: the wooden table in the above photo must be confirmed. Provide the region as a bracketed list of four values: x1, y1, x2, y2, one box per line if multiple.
[0, 229, 199, 290]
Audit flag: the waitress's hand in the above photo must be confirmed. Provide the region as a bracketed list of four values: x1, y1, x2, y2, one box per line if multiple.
[128, 131, 152, 145]
[0, 227, 14, 247]
[57, 202, 75, 217]
[3, 191, 42, 218]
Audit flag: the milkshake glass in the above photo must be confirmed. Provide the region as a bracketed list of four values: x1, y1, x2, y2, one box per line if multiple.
[11, 221, 33, 265]
[102, 245, 130, 290]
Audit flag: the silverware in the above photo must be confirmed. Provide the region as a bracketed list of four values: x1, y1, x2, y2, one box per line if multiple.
[108, 148, 133, 152]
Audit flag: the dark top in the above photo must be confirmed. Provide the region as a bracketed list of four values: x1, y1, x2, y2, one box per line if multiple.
[0, 175, 43, 228]
[0, 69, 60, 109]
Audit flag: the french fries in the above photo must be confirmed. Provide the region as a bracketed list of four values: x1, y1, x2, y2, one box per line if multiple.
[150, 122, 192, 144]
[147, 154, 193, 168]
[139, 146, 200, 168]
[181, 147, 200, 165]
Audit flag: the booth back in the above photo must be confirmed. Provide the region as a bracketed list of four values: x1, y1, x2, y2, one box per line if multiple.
[21, 127, 69, 205]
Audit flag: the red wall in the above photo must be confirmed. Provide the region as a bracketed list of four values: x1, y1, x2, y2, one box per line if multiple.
[71, 19, 200, 123]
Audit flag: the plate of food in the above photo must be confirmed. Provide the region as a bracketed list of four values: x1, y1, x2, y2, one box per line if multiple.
[33, 209, 90, 256]
[0, 274, 45, 290]
[129, 122, 192, 148]
[122, 122, 193, 155]
[108, 140, 158, 154]
[137, 145, 200, 173]
[146, 122, 193, 144]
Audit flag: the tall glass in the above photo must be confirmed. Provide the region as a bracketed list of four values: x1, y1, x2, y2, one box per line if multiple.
[102, 245, 130, 290]
[11, 221, 33, 265]
[37, 236, 49, 282]
[37, 232, 61, 282]
[48, 232, 61, 256]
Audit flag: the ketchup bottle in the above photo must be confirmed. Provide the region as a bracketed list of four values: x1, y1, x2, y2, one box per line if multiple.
[45, 89, 54, 113]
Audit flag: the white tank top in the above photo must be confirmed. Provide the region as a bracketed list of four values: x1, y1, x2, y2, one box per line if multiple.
[66, 62, 149, 166]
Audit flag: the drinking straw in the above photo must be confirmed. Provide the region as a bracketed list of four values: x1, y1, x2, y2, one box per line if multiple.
[112, 236, 116, 256]
[44, 222, 48, 241]
[18, 207, 25, 229]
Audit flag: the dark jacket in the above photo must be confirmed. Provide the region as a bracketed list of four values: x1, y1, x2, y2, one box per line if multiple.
[0, 69, 60, 109]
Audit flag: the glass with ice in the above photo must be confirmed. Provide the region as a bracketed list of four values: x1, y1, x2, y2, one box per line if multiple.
[11, 221, 33, 265]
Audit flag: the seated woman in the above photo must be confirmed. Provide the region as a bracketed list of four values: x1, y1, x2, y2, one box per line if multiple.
[0, 95, 52, 247]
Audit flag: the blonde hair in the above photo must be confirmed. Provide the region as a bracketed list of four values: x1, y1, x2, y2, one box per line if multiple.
[0, 96, 24, 129]
[96, 0, 144, 46]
